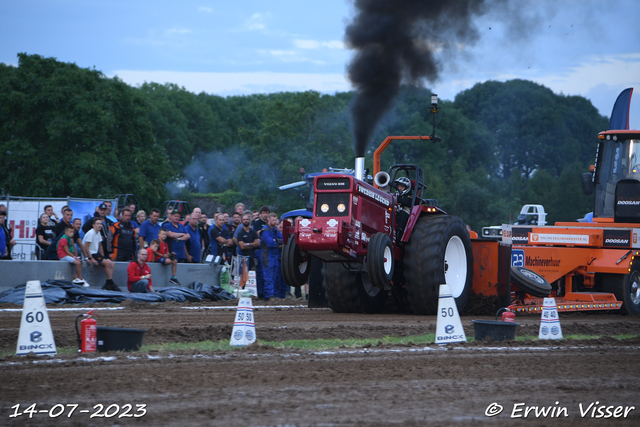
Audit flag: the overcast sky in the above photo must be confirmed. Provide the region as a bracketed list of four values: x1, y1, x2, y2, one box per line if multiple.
[2, 0, 640, 128]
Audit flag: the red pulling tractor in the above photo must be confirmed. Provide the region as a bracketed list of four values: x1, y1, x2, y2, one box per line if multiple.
[281, 134, 475, 315]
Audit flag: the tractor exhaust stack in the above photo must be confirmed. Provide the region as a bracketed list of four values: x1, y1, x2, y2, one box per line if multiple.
[355, 157, 365, 181]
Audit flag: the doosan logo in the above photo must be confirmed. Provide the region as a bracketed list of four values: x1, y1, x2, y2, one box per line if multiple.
[617, 200, 640, 205]
[603, 230, 631, 247]
[605, 238, 629, 244]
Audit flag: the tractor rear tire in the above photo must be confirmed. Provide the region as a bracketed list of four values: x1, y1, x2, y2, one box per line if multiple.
[368, 233, 394, 290]
[282, 238, 310, 288]
[322, 263, 385, 313]
[403, 215, 473, 315]
[510, 266, 552, 297]
[357, 271, 387, 314]
[604, 267, 640, 316]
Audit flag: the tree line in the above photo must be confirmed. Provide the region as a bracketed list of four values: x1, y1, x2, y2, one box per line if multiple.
[0, 54, 609, 230]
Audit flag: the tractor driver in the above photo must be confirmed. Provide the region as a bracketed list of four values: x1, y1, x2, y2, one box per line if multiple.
[394, 176, 412, 241]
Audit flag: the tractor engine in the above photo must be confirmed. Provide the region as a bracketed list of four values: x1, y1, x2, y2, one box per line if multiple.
[295, 174, 394, 262]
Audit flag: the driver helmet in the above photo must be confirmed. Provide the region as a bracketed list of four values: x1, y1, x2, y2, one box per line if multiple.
[394, 177, 411, 196]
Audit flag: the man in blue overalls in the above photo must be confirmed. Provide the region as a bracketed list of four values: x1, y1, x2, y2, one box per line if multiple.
[260, 213, 285, 300]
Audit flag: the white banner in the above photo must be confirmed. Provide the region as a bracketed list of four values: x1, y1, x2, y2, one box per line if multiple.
[529, 233, 590, 245]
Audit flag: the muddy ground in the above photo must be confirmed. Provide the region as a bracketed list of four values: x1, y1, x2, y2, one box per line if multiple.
[1, 299, 640, 426]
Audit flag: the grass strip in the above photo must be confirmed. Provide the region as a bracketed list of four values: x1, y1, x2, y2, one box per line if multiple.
[6, 333, 636, 357]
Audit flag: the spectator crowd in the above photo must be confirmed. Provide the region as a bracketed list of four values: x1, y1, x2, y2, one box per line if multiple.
[2, 201, 295, 299]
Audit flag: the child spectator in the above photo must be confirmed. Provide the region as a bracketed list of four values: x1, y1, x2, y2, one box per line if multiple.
[72, 218, 89, 260]
[83, 218, 120, 291]
[154, 229, 180, 285]
[57, 225, 89, 287]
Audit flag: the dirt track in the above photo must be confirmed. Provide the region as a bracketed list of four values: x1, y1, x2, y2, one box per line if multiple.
[1, 300, 640, 426]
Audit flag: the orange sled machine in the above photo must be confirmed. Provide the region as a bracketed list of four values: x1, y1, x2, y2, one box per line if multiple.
[473, 88, 640, 316]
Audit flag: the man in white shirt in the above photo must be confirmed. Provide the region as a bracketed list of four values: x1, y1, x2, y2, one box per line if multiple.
[83, 219, 120, 292]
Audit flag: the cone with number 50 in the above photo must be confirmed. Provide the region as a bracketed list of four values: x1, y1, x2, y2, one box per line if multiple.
[435, 284, 466, 344]
[230, 297, 256, 346]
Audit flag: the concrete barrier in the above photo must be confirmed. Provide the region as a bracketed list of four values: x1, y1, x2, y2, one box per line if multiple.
[0, 260, 222, 294]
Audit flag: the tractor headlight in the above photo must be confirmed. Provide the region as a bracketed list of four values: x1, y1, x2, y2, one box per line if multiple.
[316, 193, 350, 217]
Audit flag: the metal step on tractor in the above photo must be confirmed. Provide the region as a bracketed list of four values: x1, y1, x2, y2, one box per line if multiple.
[281, 128, 474, 314]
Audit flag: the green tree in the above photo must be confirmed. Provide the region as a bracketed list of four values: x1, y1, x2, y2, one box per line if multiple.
[0, 54, 172, 207]
[453, 79, 607, 179]
[139, 82, 231, 186]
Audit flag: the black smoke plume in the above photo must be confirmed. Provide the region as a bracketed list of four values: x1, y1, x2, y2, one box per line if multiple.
[345, 0, 495, 156]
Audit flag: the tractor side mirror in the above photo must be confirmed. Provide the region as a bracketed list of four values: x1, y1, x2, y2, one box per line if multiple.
[581, 173, 593, 195]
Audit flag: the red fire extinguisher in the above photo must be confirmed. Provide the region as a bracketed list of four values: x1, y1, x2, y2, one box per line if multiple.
[75, 309, 98, 353]
[496, 306, 516, 323]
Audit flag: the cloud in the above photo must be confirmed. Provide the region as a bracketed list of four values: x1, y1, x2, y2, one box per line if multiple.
[165, 28, 192, 35]
[294, 39, 344, 49]
[255, 49, 324, 64]
[198, 6, 213, 13]
[269, 50, 296, 57]
[435, 53, 640, 128]
[245, 13, 267, 31]
[112, 70, 351, 96]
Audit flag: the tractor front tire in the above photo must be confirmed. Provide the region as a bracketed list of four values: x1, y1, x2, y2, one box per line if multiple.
[282, 238, 310, 287]
[368, 233, 394, 290]
[403, 215, 473, 315]
[322, 263, 385, 313]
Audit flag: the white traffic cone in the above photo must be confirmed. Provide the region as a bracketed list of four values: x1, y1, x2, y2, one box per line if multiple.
[16, 281, 57, 356]
[230, 297, 256, 346]
[244, 270, 258, 297]
[435, 284, 467, 344]
[539, 297, 563, 340]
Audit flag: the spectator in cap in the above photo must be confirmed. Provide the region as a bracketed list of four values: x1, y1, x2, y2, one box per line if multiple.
[82, 203, 113, 256]
[103, 201, 118, 224]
